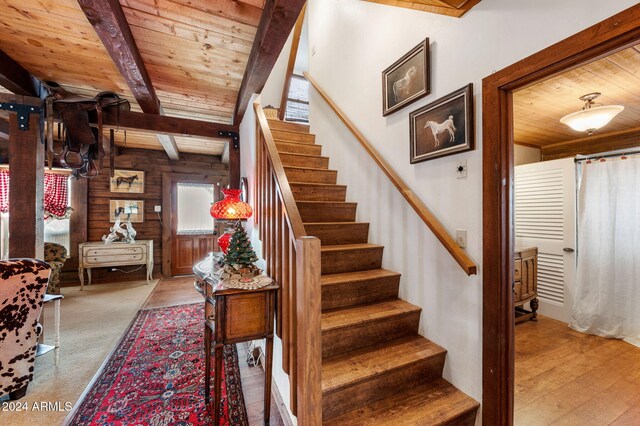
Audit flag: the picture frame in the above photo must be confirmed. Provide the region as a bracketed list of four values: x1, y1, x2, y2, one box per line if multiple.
[382, 38, 430, 116]
[109, 200, 144, 223]
[409, 83, 474, 163]
[110, 169, 145, 194]
[240, 177, 249, 203]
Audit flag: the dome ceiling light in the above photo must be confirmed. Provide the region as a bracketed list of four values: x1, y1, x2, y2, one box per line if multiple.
[559, 92, 624, 136]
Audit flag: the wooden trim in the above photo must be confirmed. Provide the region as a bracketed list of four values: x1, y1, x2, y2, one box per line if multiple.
[295, 236, 322, 426]
[161, 173, 225, 277]
[234, 0, 307, 125]
[305, 72, 477, 276]
[362, 0, 481, 18]
[482, 4, 640, 424]
[77, 0, 180, 160]
[254, 101, 307, 240]
[278, 4, 307, 121]
[541, 125, 640, 160]
[0, 49, 39, 97]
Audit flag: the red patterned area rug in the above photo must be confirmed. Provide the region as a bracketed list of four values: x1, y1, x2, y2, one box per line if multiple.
[66, 303, 248, 425]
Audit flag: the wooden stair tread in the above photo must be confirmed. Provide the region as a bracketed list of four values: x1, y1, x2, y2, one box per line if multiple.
[322, 299, 421, 332]
[290, 182, 345, 188]
[321, 268, 401, 286]
[267, 119, 310, 133]
[284, 165, 335, 172]
[280, 152, 328, 159]
[321, 243, 384, 252]
[322, 336, 446, 393]
[325, 378, 480, 426]
[274, 138, 316, 145]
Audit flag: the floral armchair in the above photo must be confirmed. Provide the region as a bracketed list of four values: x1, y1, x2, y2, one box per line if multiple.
[0, 259, 51, 400]
[44, 242, 68, 295]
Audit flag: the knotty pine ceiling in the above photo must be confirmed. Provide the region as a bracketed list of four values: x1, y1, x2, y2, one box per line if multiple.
[362, 0, 481, 18]
[0, 0, 265, 155]
[513, 45, 640, 148]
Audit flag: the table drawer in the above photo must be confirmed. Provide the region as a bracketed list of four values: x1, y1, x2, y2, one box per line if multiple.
[84, 253, 145, 265]
[83, 246, 145, 257]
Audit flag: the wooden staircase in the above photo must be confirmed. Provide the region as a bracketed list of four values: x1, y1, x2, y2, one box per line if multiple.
[267, 118, 479, 425]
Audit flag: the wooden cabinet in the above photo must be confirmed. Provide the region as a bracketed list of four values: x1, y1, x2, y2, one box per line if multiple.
[78, 240, 153, 289]
[514, 247, 538, 323]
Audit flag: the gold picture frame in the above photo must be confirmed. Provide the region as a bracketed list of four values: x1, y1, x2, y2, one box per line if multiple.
[110, 169, 145, 194]
[109, 200, 144, 223]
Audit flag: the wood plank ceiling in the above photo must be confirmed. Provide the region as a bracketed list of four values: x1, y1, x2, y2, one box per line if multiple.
[0, 0, 266, 156]
[362, 0, 481, 18]
[513, 45, 640, 158]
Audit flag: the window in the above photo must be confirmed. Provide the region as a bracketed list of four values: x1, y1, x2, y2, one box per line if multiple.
[177, 183, 215, 235]
[284, 75, 309, 123]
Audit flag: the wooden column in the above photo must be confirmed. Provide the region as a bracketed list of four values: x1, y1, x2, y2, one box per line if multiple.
[5, 96, 44, 259]
[66, 177, 88, 267]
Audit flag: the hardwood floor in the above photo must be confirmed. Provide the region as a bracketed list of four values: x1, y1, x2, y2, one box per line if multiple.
[144, 276, 286, 425]
[515, 315, 640, 425]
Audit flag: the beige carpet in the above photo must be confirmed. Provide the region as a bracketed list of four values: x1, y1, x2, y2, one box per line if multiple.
[3, 280, 158, 426]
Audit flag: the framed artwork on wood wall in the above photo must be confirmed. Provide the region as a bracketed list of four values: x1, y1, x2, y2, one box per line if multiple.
[109, 200, 144, 223]
[382, 38, 430, 116]
[110, 169, 145, 194]
[409, 83, 474, 163]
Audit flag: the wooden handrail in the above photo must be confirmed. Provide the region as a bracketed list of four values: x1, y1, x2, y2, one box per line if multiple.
[278, 3, 307, 121]
[304, 72, 478, 276]
[253, 100, 322, 424]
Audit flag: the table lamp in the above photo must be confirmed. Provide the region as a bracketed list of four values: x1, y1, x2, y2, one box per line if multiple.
[209, 188, 253, 253]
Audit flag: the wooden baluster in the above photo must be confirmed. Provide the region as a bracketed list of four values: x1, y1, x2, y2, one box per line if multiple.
[289, 244, 298, 415]
[281, 224, 291, 374]
[295, 237, 321, 425]
[274, 193, 283, 339]
[264, 166, 273, 271]
[268, 175, 276, 276]
[255, 129, 261, 227]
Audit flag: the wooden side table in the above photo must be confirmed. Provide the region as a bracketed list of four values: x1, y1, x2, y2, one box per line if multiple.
[194, 255, 279, 425]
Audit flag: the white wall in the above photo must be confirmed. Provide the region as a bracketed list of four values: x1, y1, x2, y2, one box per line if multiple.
[307, 0, 637, 406]
[515, 144, 541, 165]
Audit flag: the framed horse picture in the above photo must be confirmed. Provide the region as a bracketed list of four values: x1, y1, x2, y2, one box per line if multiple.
[409, 84, 474, 163]
[110, 169, 145, 193]
[109, 200, 144, 223]
[382, 38, 430, 116]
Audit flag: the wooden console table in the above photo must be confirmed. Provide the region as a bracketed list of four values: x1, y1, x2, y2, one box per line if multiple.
[515, 246, 538, 323]
[194, 254, 278, 426]
[78, 240, 153, 290]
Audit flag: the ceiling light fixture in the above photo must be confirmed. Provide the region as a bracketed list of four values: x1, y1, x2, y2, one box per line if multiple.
[560, 92, 624, 136]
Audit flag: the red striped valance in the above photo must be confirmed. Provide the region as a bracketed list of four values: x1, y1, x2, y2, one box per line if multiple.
[0, 170, 71, 219]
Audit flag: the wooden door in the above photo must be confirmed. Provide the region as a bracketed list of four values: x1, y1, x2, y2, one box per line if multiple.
[515, 158, 577, 322]
[171, 182, 221, 276]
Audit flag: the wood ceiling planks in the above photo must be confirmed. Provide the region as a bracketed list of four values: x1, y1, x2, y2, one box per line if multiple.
[363, 0, 481, 18]
[513, 45, 640, 148]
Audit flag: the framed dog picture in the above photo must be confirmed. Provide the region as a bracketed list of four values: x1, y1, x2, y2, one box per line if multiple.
[110, 170, 145, 194]
[382, 38, 430, 116]
[109, 200, 144, 223]
[409, 84, 474, 163]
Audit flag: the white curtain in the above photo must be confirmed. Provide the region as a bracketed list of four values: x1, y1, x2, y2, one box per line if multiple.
[176, 183, 215, 234]
[570, 156, 640, 347]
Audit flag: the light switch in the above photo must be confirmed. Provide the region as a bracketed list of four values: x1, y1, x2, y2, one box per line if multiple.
[456, 229, 467, 248]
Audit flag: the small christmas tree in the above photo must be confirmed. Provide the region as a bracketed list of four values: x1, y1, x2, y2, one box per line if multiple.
[223, 222, 258, 267]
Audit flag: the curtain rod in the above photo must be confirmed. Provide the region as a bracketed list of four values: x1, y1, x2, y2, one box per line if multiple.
[0, 164, 72, 175]
[574, 148, 640, 162]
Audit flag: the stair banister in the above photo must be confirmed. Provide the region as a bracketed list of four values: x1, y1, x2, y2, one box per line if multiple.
[253, 100, 322, 425]
[304, 72, 478, 276]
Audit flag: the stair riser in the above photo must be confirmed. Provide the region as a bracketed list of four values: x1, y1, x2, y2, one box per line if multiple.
[321, 247, 383, 274]
[292, 185, 346, 202]
[285, 168, 337, 184]
[322, 355, 446, 421]
[322, 276, 400, 311]
[306, 223, 369, 245]
[322, 313, 420, 358]
[298, 203, 357, 223]
[267, 120, 310, 133]
[272, 129, 315, 144]
[276, 142, 322, 155]
[281, 154, 329, 169]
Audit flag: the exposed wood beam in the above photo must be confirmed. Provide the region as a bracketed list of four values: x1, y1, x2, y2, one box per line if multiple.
[0, 49, 40, 97]
[234, 0, 307, 125]
[279, 4, 307, 120]
[542, 125, 640, 160]
[77, 0, 179, 160]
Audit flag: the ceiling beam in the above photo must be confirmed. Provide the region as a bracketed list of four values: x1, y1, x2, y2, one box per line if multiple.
[234, 0, 307, 125]
[77, 0, 179, 160]
[0, 49, 40, 97]
[542, 125, 640, 160]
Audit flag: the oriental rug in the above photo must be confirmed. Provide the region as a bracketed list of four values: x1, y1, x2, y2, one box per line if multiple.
[65, 303, 248, 425]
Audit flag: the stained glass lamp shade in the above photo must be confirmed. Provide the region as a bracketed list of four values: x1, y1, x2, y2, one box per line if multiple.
[209, 188, 253, 253]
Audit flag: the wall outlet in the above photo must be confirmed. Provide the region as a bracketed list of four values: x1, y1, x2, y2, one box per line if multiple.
[154, 205, 162, 212]
[456, 160, 467, 179]
[455, 229, 467, 248]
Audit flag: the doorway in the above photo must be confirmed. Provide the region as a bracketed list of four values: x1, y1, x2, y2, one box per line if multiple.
[161, 173, 225, 277]
[482, 5, 640, 425]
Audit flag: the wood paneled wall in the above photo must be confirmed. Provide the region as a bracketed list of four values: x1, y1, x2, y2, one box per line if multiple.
[62, 148, 227, 284]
